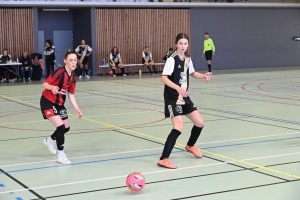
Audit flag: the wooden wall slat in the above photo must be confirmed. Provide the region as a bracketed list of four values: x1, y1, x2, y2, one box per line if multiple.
[95, 9, 190, 74]
[0, 8, 34, 61]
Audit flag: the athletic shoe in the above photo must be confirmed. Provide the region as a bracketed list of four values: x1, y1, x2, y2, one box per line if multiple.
[185, 145, 203, 158]
[206, 72, 212, 75]
[85, 75, 90, 78]
[113, 74, 116, 77]
[43, 138, 57, 155]
[123, 74, 127, 77]
[28, 78, 31, 82]
[57, 152, 71, 164]
[79, 75, 82, 79]
[9, 79, 14, 82]
[157, 158, 177, 169]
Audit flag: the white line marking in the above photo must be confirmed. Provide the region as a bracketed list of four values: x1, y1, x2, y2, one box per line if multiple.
[0, 148, 163, 168]
[243, 152, 300, 161]
[0, 161, 234, 195]
[196, 131, 300, 145]
[1, 151, 300, 195]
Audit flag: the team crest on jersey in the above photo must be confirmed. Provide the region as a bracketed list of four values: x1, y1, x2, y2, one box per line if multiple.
[175, 105, 183, 114]
[178, 65, 181, 68]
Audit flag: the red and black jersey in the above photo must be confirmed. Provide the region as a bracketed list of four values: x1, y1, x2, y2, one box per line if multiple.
[42, 67, 76, 106]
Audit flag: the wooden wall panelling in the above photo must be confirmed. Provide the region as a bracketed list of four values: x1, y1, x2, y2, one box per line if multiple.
[95, 9, 190, 74]
[0, 8, 34, 61]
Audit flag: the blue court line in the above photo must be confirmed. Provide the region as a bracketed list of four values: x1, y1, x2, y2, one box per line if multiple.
[1, 135, 300, 176]
[0, 151, 183, 175]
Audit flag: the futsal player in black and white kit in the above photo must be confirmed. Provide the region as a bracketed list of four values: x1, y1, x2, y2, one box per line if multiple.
[142, 46, 157, 75]
[75, 40, 92, 79]
[44, 39, 56, 78]
[157, 33, 210, 169]
[110, 47, 127, 77]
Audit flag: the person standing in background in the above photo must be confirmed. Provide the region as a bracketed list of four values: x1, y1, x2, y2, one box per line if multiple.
[75, 40, 92, 79]
[202, 33, 215, 75]
[44, 39, 56, 77]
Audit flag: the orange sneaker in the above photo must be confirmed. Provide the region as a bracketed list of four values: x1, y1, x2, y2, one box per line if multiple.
[185, 145, 203, 158]
[157, 158, 177, 169]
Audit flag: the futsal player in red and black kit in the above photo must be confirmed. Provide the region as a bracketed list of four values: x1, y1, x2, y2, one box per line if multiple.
[158, 33, 210, 169]
[41, 50, 82, 164]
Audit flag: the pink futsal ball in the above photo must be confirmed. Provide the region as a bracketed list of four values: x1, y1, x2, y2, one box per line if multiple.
[126, 172, 146, 192]
[109, 71, 113, 76]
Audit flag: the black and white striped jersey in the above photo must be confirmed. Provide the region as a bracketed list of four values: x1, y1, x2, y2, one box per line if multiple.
[162, 51, 195, 105]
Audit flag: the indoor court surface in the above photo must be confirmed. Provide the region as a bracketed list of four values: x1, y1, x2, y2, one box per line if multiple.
[0, 66, 300, 200]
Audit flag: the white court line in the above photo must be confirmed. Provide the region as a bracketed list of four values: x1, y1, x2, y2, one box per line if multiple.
[0, 161, 234, 195]
[2, 150, 300, 195]
[0, 148, 163, 168]
[0, 111, 159, 126]
[196, 131, 300, 145]
[243, 152, 300, 162]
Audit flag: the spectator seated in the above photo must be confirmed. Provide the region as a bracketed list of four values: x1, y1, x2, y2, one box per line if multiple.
[31, 53, 44, 80]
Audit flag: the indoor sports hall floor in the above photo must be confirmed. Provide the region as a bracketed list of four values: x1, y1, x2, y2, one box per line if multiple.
[0, 66, 299, 200]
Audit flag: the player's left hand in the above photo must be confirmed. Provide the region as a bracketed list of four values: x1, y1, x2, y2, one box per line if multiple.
[76, 109, 83, 118]
[204, 74, 210, 83]
[213, 52, 215, 56]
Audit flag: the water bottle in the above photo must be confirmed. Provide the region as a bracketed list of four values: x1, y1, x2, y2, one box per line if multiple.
[88, 70, 91, 76]
[139, 69, 142, 76]
[17, 58, 19, 63]
[102, 59, 105, 66]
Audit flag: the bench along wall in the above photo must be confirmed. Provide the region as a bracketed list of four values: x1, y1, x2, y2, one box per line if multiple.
[0, 8, 34, 61]
[190, 8, 300, 71]
[95, 8, 190, 74]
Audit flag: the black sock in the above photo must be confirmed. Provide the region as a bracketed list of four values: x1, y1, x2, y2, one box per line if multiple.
[147, 66, 152, 74]
[80, 69, 83, 76]
[85, 69, 89, 76]
[153, 66, 157, 74]
[208, 64, 212, 72]
[187, 125, 203, 146]
[121, 68, 125, 75]
[54, 125, 66, 151]
[112, 69, 116, 75]
[160, 129, 181, 160]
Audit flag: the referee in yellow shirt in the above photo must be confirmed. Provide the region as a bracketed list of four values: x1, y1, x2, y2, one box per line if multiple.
[202, 33, 215, 75]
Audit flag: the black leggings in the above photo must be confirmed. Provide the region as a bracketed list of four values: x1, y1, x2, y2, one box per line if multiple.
[45, 59, 54, 77]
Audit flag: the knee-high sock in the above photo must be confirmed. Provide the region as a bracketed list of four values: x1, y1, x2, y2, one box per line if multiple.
[121, 68, 125, 75]
[52, 124, 66, 151]
[187, 125, 203, 146]
[208, 64, 212, 72]
[160, 129, 181, 160]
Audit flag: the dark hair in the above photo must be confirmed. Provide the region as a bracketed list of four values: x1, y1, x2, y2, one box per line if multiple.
[111, 47, 119, 55]
[45, 39, 53, 46]
[145, 46, 149, 49]
[3, 48, 8, 53]
[204, 32, 209, 35]
[174, 33, 190, 57]
[169, 47, 173, 51]
[64, 49, 77, 59]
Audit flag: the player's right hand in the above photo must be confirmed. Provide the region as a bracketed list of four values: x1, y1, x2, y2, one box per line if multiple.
[202, 53, 204, 57]
[176, 87, 188, 97]
[51, 86, 59, 94]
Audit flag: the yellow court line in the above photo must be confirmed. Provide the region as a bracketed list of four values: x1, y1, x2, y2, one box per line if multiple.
[1, 93, 300, 180]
